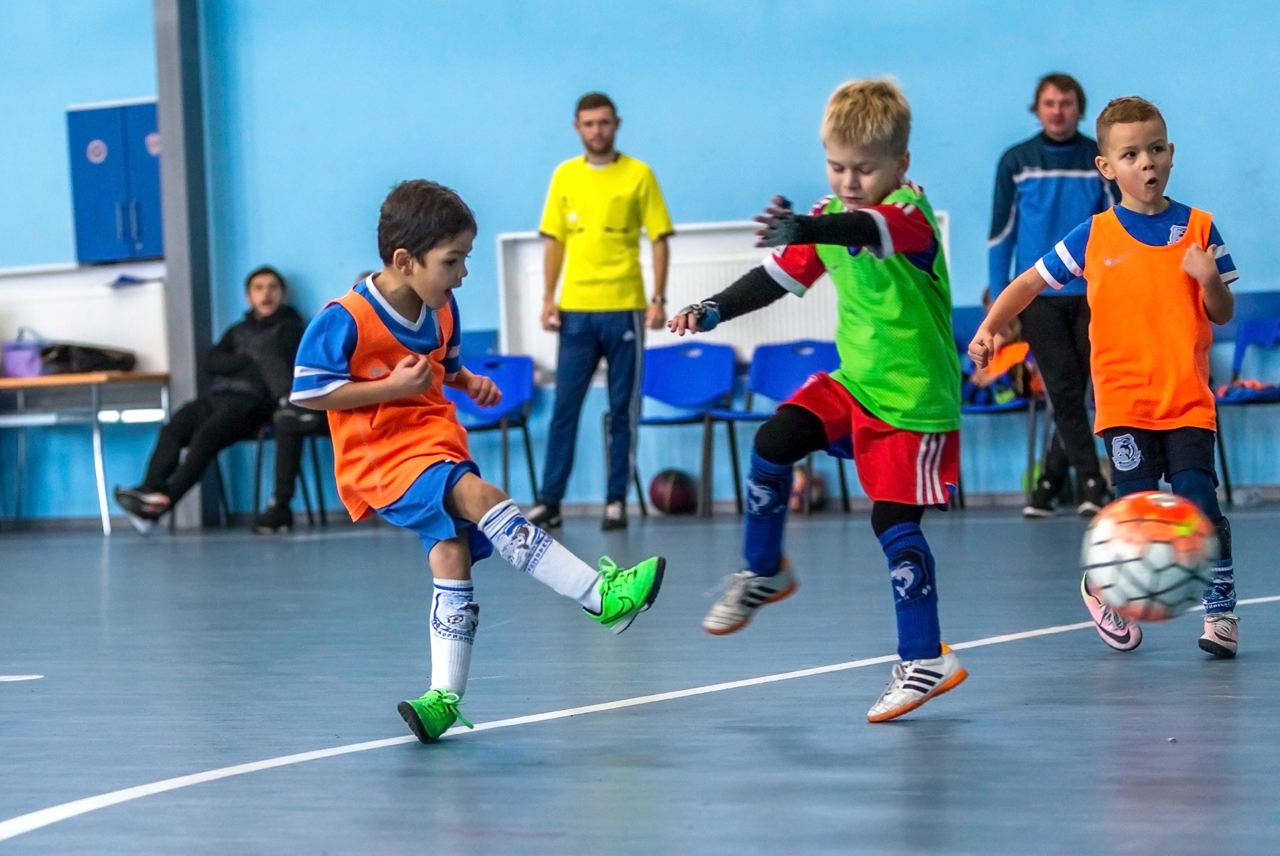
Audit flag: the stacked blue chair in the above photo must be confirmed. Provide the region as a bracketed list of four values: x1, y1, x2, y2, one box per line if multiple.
[1214, 314, 1280, 505]
[445, 355, 538, 501]
[708, 340, 849, 514]
[615, 342, 736, 518]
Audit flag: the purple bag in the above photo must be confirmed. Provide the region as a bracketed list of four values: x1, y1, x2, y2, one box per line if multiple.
[2, 327, 44, 378]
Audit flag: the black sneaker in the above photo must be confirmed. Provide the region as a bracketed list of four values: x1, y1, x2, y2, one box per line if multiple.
[601, 500, 627, 531]
[1076, 476, 1111, 518]
[1023, 476, 1061, 519]
[114, 485, 170, 533]
[526, 502, 562, 529]
[252, 499, 294, 534]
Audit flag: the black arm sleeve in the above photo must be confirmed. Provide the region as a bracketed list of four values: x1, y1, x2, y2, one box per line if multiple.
[708, 265, 789, 322]
[790, 211, 883, 249]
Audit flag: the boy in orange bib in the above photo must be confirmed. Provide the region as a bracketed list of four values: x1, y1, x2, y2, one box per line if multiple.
[970, 97, 1240, 659]
[291, 181, 664, 743]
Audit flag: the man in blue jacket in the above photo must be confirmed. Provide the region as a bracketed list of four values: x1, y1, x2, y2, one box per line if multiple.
[989, 73, 1116, 517]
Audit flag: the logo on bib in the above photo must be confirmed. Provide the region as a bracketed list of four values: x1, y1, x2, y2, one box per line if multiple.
[1111, 434, 1142, 472]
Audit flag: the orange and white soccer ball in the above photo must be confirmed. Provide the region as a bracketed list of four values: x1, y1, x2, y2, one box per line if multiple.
[1081, 491, 1218, 621]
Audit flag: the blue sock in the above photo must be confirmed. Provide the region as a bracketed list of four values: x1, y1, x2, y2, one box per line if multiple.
[1169, 470, 1236, 614]
[878, 522, 941, 661]
[743, 452, 792, 576]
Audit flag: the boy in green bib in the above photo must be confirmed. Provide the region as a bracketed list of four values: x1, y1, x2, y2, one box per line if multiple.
[670, 79, 966, 722]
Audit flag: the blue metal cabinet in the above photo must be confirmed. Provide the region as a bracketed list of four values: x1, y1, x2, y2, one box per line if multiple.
[67, 100, 164, 263]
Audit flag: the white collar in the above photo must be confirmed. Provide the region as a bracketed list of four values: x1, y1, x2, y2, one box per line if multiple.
[365, 275, 427, 331]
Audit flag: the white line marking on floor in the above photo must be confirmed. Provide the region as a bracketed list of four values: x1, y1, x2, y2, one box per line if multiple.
[0, 675, 43, 683]
[2, 595, 1277, 843]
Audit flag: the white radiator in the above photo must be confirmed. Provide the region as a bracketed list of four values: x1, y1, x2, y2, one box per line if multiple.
[497, 214, 948, 373]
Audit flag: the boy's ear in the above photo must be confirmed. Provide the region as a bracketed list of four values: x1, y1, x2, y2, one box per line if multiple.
[1094, 154, 1117, 181]
[897, 150, 911, 178]
[391, 248, 415, 274]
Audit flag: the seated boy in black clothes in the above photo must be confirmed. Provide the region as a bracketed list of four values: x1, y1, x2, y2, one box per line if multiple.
[114, 266, 305, 532]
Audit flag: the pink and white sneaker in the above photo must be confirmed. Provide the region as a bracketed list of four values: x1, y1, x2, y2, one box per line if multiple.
[1080, 574, 1142, 651]
[1199, 612, 1238, 659]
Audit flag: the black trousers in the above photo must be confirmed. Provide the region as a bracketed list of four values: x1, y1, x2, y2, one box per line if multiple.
[143, 392, 273, 502]
[1019, 295, 1100, 483]
[270, 405, 329, 503]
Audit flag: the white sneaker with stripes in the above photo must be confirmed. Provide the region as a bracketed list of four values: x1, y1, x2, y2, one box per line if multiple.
[866, 643, 968, 723]
[701, 561, 797, 636]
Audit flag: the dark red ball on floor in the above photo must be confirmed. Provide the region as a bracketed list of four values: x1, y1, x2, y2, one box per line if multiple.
[649, 469, 697, 515]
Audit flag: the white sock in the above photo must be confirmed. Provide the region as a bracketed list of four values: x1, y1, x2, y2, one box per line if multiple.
[429, 579, 478, 697]
[479, 500, 603, 612]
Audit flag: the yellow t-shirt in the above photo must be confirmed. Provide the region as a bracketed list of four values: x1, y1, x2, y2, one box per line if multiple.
[539, 153, 674, 311]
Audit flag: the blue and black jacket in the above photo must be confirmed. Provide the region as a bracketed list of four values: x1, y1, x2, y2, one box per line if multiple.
[988, 132, 1116, 298]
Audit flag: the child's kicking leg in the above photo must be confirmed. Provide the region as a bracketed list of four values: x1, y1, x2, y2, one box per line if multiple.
[865, 501, 968, 723]
[1081, 474, 1156, 652]
[702, 405, 824, 635]
[453, 474, 664, 634]
[398, 537, 480, 744]
[1170, 467, 1237, 658]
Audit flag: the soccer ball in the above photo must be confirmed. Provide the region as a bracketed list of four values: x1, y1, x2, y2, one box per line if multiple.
[1081, 491, 1218, 622]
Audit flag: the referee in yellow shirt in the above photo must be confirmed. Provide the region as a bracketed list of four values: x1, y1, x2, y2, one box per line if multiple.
[527, 92, 674, 531]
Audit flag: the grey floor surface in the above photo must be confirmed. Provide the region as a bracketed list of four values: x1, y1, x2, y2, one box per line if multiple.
[1, 508, 1278, 855]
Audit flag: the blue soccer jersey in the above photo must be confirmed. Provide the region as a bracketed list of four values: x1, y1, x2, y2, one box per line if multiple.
[1035, 200, 1238, 290]
[291, 276, 463, 403]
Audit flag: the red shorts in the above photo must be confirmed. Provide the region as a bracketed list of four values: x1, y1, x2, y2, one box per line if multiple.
[786, 372, 959, 507]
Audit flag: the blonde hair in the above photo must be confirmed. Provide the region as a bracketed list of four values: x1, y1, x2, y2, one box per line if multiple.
[1096, 96, 1166, 152]
[821, 78, 911, 154]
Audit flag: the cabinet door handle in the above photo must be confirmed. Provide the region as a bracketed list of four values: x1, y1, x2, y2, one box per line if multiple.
[128, 201, 139, 241]
[115, 203, 126, 241]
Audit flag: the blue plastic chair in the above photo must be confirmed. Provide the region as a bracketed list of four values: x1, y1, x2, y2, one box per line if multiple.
[708, 340, 849, 514]
[1214, 314, 1280, 504]
[612, 342, 737, 517]
[956, 348, 1048, 510]
[444, 355, 539, 500]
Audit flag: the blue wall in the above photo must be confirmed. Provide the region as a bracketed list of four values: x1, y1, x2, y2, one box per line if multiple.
[198, 0, 1280, 331]
[6, 1, 1280, 520]
[0, 0, 156, 269]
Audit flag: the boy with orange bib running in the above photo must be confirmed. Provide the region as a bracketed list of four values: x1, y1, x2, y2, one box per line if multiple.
[291, 181, 664, 743]
[971, 97, 1240, 658]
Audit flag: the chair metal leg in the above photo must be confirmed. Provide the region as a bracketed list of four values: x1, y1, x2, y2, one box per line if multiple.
[308, 435, 327, 526]
[802, 454, 814, 515]
[633, 467, 648, 517]
[836, 457, 851, 512]
[499, 415, 511, 494]
[954, 461, 967, 510]
[725, 421, 743, 515]
[1216, 405, 1233, 506]
[1025, 400, 1040, 506]
[698, 414, 714, 518]
[520, 421, 539, 500]
[253, 433, 265, 516]
[213, 457, 230, 527]
[297, 453, 316, 527]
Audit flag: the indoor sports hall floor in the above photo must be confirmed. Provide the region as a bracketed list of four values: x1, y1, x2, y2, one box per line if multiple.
[2, 508, 1278, 855]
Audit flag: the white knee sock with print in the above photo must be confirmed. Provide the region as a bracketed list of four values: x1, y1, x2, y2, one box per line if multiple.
[430, 579, 479, 696]
[478, 500, 603, 613]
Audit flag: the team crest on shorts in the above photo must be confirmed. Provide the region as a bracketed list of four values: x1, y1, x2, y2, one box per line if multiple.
[1111, 434, 1142, 472]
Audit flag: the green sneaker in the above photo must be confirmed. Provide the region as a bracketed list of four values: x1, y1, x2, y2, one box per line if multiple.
[587, 556, 665, 634]
[397, 689, 473, 744]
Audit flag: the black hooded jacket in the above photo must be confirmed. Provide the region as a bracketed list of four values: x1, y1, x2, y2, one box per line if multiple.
[207, 305, 305, 404]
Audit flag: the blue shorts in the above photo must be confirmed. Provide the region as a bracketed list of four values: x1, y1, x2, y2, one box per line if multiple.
[376, 460, 494, 561]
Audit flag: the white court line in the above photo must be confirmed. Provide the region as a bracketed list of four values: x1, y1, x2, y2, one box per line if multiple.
[2, 594, 1278, 843]
[0, 675, 43, 683]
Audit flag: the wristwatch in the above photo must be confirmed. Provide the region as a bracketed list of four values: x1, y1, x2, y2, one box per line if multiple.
[650, 295, 667, 306]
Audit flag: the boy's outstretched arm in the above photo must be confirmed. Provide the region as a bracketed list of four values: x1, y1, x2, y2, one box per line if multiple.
[668, 267, 789, 335]
[969, 268, 1049, 369]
